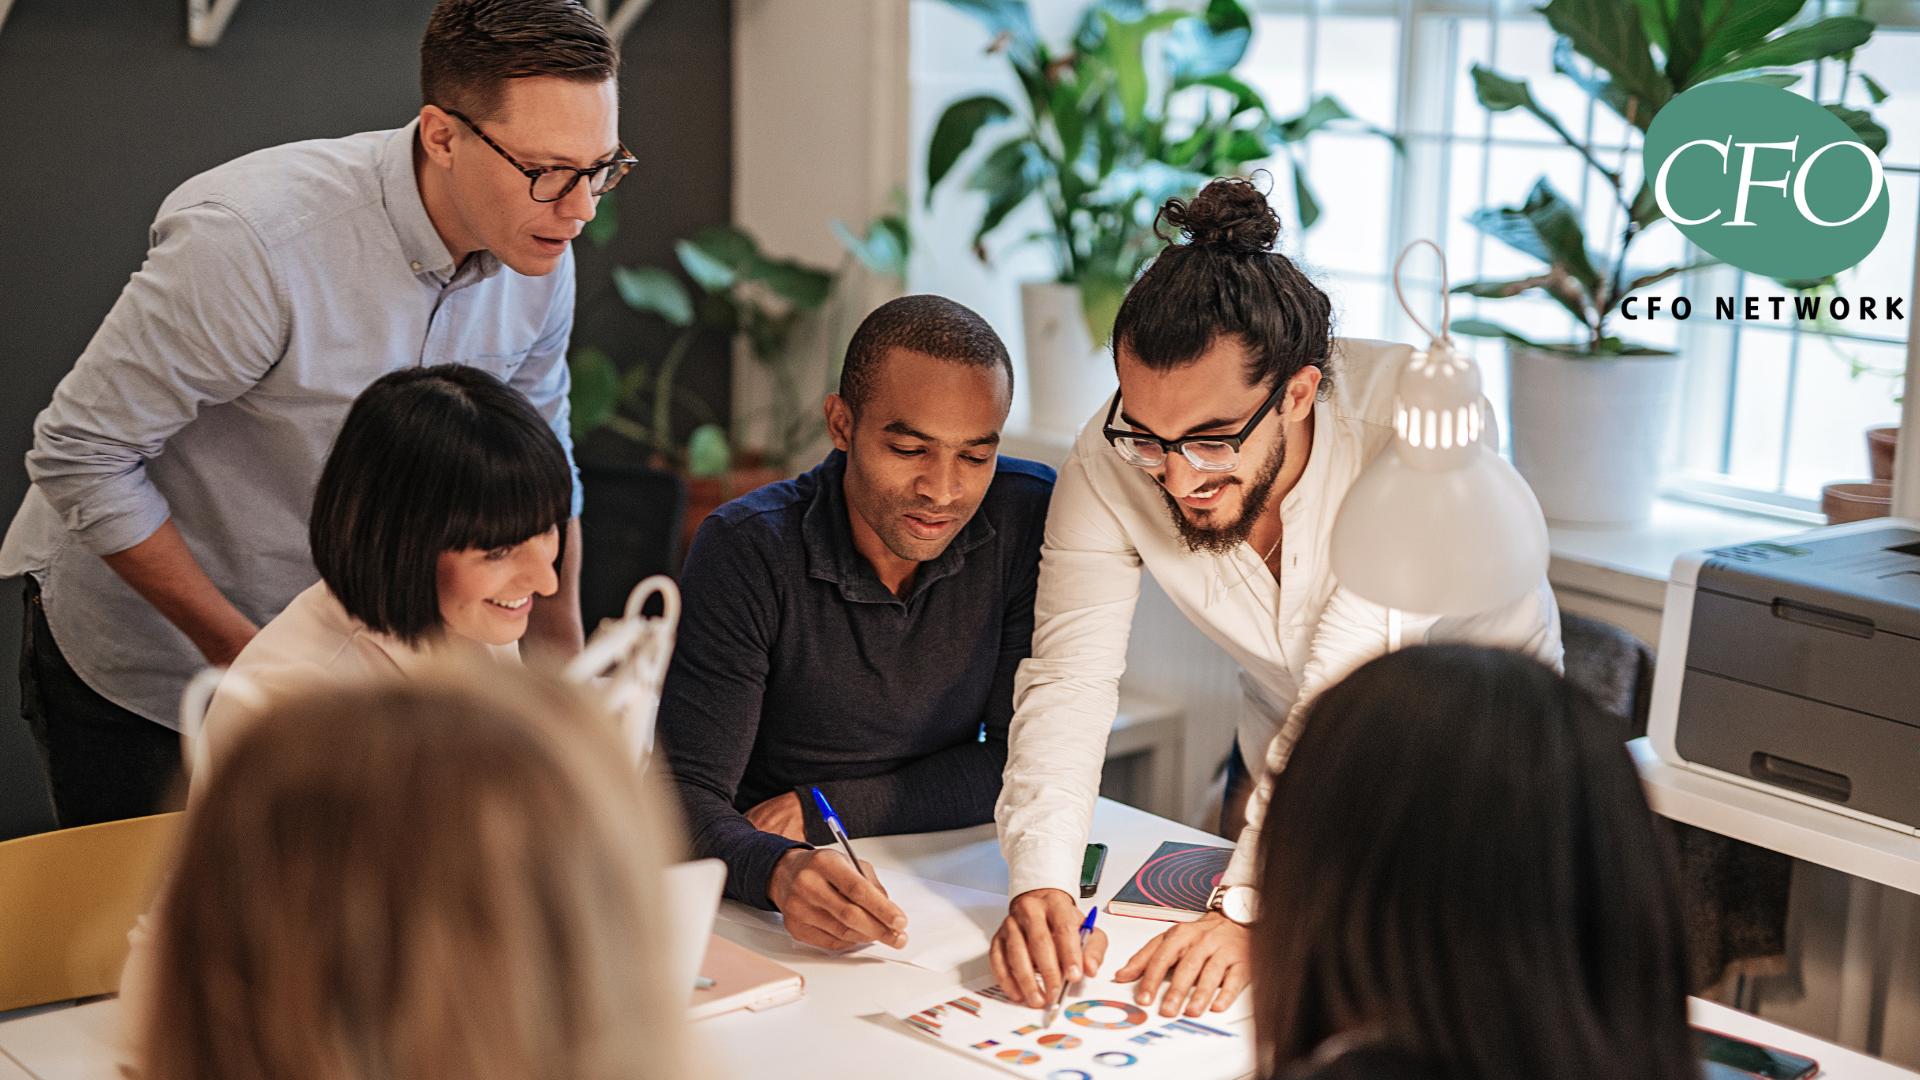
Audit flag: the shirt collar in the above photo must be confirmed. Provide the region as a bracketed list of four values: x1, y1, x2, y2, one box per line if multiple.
[378, 119, 503, 283]
[801, 449, 997, 607]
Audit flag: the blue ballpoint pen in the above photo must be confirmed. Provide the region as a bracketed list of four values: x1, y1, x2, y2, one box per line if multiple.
[809, 786, 872, 883]
[1046, 906, 1098, 1028]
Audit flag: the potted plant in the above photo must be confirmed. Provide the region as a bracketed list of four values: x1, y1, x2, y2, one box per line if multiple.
[570, 203, 910, 553]
[1450, 0, 1883, 525]
[925, 0, 1397, 436]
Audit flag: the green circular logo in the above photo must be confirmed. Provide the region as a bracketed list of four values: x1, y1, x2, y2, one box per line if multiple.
[1643, 81, 1887, 280]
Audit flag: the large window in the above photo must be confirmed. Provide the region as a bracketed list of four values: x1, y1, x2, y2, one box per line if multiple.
[909, 0, 1914, 515]
[1243, 0, 1912, 516]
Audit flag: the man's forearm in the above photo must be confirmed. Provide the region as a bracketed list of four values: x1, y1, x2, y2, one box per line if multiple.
[525, 517, 584, 658]
[99, 520, 258, 667]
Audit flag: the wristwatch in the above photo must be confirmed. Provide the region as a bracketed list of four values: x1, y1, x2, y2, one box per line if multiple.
[1207, 884, 1259, 926]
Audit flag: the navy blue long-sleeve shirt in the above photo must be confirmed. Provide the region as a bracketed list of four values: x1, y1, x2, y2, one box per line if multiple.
[656, 449, 1054, 909]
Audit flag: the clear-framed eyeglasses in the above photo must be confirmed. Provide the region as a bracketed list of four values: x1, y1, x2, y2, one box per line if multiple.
[1100, 381, 1286, 472]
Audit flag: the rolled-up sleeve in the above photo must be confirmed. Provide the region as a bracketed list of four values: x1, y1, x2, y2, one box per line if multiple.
[996, 446, 1143, 899]
[509, 249, 582, 517]
[27, 201, 284, 557]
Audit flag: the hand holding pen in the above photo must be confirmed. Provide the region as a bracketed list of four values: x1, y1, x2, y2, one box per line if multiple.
[764, 787, 909, 952]
[1045, 907, 1098, 1027]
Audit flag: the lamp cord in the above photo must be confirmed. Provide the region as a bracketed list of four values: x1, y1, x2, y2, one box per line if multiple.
[1392, 239, 1452, 346]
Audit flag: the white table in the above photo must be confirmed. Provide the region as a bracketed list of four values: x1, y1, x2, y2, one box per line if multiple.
[2, 798, 1909, 1080]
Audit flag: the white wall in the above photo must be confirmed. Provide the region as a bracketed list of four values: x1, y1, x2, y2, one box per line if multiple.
[732, 0, 911, 462]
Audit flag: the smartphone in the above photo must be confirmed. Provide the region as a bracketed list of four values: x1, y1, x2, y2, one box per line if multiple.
[1080, 843, 1109, 899]
[1696, 1027, 1818, 1080]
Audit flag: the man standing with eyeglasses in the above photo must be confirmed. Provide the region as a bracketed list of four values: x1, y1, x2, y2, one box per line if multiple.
[0, 0, 625, 828]
[988, 180, 1562, 1023]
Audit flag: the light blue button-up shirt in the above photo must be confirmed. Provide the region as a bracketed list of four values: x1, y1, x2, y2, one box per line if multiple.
[0, 120, 582, 728]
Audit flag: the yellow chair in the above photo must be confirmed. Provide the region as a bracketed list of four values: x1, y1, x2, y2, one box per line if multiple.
[0, 812, 182, 1013]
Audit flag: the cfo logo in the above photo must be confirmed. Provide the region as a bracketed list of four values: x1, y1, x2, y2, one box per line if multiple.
[1644, 82, 1888, 280]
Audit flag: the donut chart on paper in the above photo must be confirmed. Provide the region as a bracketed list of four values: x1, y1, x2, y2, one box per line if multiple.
[1128, 846, 1226, 910]
[1063, 1000, 1150, 1029]
[1047, 1072, 1093, 1080]
[997, 1049, 1042, 1065]
[1092, 1051, 1139, 1066]
[1036, 1033, 1083, 1050]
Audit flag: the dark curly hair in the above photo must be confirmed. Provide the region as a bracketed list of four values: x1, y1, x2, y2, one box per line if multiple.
[420, 0, 618, 122]
[1111, 176, 1334, 393]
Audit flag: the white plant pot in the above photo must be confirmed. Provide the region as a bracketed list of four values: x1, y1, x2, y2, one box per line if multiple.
[1506, 343, 1681, 526]
[1021, 282, 1117, 439]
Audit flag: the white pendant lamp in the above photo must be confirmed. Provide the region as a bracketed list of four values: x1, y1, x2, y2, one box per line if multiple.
[1328, 241, 1551, 617]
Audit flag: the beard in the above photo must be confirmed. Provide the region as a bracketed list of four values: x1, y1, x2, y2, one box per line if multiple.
[1158, 429, 1286, 555]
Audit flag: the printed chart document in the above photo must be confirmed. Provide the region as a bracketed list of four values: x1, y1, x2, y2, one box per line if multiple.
[715, 867, 1002, 972]
[887, 972, 1255, 1080]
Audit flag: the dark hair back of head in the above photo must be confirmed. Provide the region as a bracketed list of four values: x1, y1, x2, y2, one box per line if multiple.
[1113, 177, 1333, 392]
[838, 294, 1013, 414]
[420, 0, 617, 122]
[1253, 645, 1695, 1080]
[310, 365, 573, 644]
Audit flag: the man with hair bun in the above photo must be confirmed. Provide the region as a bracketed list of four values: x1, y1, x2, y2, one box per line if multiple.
[3, 0, 620, 827]
[990, 177, 1562, 1024]
[658, 295, 1055, 953]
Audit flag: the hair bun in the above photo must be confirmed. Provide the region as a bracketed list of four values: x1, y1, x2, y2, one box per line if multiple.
[1159, 177, 1281, 255]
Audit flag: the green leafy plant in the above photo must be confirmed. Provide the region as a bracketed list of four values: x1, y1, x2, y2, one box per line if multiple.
[569, 196, 911, 475]
[927, 0, 1398, 342]
[1450, 0, 1885, 356]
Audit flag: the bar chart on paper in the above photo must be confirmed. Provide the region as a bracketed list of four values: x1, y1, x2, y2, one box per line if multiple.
[889, 974, 1253, 1080]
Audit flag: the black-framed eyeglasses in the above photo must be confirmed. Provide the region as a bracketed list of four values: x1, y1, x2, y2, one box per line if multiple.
[1102, 381, 1286, 472]
[446, 110, 637, 203]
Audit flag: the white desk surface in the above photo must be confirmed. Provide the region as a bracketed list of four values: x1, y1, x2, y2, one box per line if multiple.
[1632, 738, 1920, 896]
[3, 797, 1912, 1080]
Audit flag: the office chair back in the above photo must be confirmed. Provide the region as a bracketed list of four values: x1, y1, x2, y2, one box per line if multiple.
[0, 811, 182, 1012]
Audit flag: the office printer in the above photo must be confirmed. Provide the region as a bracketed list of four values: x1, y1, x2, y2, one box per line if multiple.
[1649, 517, 1920, 833]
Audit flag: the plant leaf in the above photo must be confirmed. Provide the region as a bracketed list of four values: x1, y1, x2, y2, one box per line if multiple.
[675, 239, 737, 293]
[1163, 0, 1252, 80]
[833, 216, 911, 279]
[745, 256, 834, 310]
[567, 347, 620, 439]
[1449, 318, 1545, 348]
[1692, 17, 1877, 84]
[612, 265, 693, 327]
[1096, 9, 1187, 129]
[967, 137, 1048, 251]
[936, 0, 1043, 69]
[1465, 178, 1601, 303]
[1540, 0, 1671, 129]
[1694, 0, 1802, 80]
[1623, 259, 1717, 294]
[685, 423, 731, 478]
[1552, 37, 1638, 123]
[1859, 71, 1891, 105]
[1292, 162, 1322, 229]
[1451, 274, 1557, 298]
[1629, 178, 1664, 226]
[1736, 73, 1801, 89]
[1471, 65, 1621, 185]
[1825, 104, 1889, 155]
[1277, 94, 1353, 143]
[926, 95, 1016, 202]
[1186, 73, 1265, 117]
[583, 189, 619, 248]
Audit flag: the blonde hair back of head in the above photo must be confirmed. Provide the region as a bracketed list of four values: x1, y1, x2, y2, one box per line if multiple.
[143, 659, 701, 1080]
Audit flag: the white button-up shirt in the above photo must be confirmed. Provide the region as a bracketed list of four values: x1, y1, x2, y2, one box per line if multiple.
[995, 337, 1563, 897]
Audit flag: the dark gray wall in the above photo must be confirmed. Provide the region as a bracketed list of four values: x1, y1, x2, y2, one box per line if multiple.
[0, 0, 732, 837]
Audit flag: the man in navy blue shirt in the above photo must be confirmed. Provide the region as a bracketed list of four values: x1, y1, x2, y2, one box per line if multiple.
[657, 295, 1054, 951]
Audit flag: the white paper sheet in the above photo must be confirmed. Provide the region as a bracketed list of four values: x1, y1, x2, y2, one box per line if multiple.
[887, 972, 1255, 1080]
[714, 867, 1003, 972]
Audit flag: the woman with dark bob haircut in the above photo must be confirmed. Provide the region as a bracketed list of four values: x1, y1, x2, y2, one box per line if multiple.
[199, 365, 572, 741]
[1251, 645, 1696, 1080]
